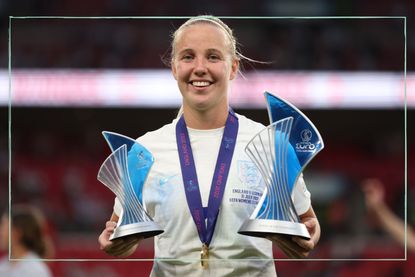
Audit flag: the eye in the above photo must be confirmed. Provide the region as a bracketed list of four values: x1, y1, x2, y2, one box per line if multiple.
[181, 54, 194, 61]
[208, 54, 220, 61]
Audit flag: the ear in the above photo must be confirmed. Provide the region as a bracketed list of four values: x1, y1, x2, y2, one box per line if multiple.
[229, 58, 239, 80]
[171, 60, 178, 80]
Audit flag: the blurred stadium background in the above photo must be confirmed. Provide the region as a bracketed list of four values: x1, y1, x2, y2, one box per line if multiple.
[0, 1, 414, 276]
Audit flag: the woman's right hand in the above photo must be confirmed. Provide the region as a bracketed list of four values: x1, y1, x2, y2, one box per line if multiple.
[362, 178, 385, 211]
[98, 220, 142, 257]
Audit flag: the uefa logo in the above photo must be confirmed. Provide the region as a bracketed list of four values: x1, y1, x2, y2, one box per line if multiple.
[296, 129, 316, 152]
[300, 129, 312, 142]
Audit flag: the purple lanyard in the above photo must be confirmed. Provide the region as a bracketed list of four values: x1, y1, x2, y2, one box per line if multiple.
[175, 110, 239, 246]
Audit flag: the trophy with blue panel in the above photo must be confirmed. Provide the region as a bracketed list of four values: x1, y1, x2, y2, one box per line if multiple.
[238, 92, 324, 240]
[97, 131, 163, 240]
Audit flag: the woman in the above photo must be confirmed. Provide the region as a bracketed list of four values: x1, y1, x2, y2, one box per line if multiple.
[98, 15, 320, 276]
[0, 205, 53, 277]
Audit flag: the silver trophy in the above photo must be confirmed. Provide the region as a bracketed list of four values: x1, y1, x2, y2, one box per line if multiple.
[238, 92, 324, 239]
[98, 131, 163, 240]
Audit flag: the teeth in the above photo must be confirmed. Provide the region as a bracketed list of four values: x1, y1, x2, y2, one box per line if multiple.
[192, 81, 210, 87]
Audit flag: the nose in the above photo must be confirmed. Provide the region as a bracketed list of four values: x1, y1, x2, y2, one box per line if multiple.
[194, 57, 207, 76]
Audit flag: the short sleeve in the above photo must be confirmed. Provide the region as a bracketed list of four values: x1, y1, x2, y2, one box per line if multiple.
[113, 197, 123, 217]
[292, 173, 311, 215]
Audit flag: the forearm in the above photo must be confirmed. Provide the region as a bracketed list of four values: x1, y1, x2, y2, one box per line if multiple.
[373, 203, 411, 248]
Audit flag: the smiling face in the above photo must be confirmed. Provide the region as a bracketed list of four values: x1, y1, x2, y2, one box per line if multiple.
[171, 22, 239, 114]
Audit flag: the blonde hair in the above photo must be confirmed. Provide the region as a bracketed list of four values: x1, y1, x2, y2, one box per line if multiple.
[168, 15, 268, 118]
[167, 15, 263, 69]
[171, 15, 240, 63]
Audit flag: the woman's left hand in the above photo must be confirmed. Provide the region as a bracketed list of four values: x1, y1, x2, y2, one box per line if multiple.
[267, 207, 320, 258]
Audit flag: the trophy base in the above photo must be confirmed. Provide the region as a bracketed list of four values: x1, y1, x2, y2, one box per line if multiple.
[110, 221, 164, 241]
[238, 219, 310, 240]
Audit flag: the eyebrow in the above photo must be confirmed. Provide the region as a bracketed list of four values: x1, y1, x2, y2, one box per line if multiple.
[177, 48, 193, 55]
[177, 48, 224, 53]
[206, 48, 223, 54]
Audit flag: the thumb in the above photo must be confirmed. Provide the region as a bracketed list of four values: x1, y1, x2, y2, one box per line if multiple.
[304, 218, 316, 229]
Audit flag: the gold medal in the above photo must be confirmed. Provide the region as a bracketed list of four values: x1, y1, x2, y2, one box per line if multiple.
[200, 243, 209, 269]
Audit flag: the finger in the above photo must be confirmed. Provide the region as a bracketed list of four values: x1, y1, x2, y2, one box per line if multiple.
[304, 218, 316, 229]
[302, 219, 317, 237]
[100, 228, 114, 244]
[110, 238, 138, 251]
[100, 241, 112, 250]
[292, 236, 314, 251]
[276, 238, 306, 258]
[281, 241, 309, 258]
[278, 242, 300, 258]
[107, 235, 142, 252]
[106, 221, 117, 230]
[267, 234, 290, 243]
[269, 234, 295, 247]
[100, 231, 113, 242]
[280, 238, 305, 254]
[99, 241, 112, 251]
[115, 235, 142, 246]
[104, 242, 132, 255]
[269, 235, 308, 258]
[104, 238, 140, 256]
[109, 239, 135, 250]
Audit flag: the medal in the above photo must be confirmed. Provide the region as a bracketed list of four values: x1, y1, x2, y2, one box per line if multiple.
[176, 110, 238, 269]
[200, 243, 209, 268]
